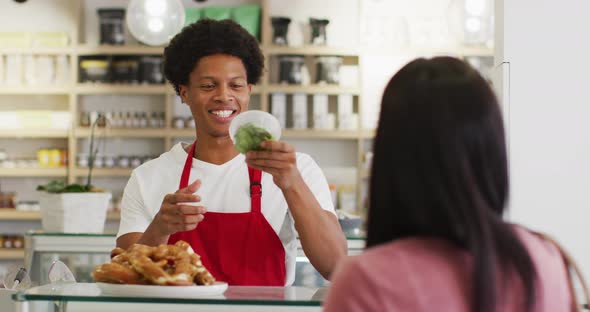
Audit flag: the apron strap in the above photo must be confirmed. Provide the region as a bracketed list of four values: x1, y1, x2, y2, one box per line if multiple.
[179, 141, 197, 189]
[181, 141, 263, 214]
[248, 167, 262, 214]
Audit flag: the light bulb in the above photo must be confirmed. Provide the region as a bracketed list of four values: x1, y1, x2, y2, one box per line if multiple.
[148, 18, 164, 32]
[126, 0, 185, 46]
[465, 17, 481, 33]
[145, 0, 167, 17]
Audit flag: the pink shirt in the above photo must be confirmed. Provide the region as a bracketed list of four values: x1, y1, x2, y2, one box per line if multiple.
[324, 226, 573, 312]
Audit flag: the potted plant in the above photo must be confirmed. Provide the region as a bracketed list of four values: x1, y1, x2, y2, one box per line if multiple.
[36, 114, 112, 233]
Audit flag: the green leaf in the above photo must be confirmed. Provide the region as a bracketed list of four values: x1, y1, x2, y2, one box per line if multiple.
[234, 123, 274, 153]
[36, 181, 92, 193]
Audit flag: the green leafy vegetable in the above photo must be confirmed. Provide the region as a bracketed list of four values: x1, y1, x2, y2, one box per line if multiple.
[36, 181, 92, 193]
[234, 123, 275, 153]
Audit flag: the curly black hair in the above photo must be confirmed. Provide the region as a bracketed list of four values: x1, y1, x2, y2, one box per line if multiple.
[163, 19, 265, 95]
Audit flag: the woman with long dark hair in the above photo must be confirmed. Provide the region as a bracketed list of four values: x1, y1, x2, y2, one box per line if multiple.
[324, 57, 574, 311]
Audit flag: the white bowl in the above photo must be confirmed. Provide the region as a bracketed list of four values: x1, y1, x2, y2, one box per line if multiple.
[229, 110, 282, 146]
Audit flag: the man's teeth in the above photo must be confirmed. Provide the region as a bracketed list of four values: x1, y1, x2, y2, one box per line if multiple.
[211, 110, 233, 118]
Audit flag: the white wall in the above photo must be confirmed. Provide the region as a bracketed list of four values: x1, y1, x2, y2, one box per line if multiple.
[496, 0, 590, 281]
[0, 0, 77, 38]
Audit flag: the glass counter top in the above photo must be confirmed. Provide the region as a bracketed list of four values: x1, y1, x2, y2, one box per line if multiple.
[26, 231, 365, 240]
[13, 283, 326, 306]
[26, 231, 117, 237]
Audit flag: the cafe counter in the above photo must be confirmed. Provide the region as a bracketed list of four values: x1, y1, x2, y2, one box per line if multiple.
[12, 282, 326, 312]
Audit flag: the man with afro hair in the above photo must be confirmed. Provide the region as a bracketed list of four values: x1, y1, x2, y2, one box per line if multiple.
[116, 19, 347, 286]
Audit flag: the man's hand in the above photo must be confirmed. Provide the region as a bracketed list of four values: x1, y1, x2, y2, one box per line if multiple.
[245, 141, 301, 191]
[153, 179, 207, 236]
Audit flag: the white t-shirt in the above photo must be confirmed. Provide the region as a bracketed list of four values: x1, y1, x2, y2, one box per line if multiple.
[117, 142, 336, 286]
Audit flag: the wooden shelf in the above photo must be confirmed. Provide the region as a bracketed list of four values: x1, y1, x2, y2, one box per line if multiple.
[0, 210, 40, 220]
[0, 210, 120, 221]
[283, 129, 359, 139]
[264, 45, 360, 56]
[0, 86, 71, 95]
[169, 129, 362, 140]
[0, 46, 73, 54]
[168, 129, 196, 138]
[74, 84, 169, 94]
[360, 129, 376, 139]
[266, 84, 361, 95]
[0, 168, 67, 177]
[0, 249, 24, 260]
[385, 45, 494, 57]
[75, 127, 168, 138]
[76, 45, 164, 55]
[73, 168, 132, 177]
[0, 129, 69, 138]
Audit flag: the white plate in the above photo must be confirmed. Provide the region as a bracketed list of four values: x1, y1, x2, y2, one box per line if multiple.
[97, 282, 228, 298]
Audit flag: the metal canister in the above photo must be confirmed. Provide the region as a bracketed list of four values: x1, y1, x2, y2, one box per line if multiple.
[49, 149, 61, 168]
[37, 149, 50, 168]
[60, 149, 68, 167]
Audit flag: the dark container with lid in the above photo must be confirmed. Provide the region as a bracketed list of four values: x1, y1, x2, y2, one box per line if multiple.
[111, 56, 139, 83]
[139, 56, 164, 84]
[309, 18, 330, 45]
[271, 17, 291, 45]
[315, 56, 342, 84]
[79, 57, 110, 83]
[278, 55, 305, 84]
[97, 8, 126, 45]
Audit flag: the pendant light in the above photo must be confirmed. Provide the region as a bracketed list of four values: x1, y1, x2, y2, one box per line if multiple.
[126, 0, 185, 46]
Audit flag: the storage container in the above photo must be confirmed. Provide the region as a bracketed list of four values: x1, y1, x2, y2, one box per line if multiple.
[111, 57, 139, 83]
[97, 8, 126, 45]
[278, 55, 305, 84]
[139, 56, 164, 84]
[79, 59, 109, 83]
[315, 56, 342, 84]
[271, 17, 291, 45]
[202, 6, 231, 20]
[309, 18, 329, 45]
[232, 5, 261, 39]
[292, 93, 308, 129]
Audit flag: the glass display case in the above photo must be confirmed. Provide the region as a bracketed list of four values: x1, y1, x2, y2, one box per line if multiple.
[24, 232, 365, 287]
[24, 232, 115, 286]
[294, 236, 364, 287]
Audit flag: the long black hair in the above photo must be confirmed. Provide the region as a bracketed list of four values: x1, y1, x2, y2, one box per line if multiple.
[367, 57, 536, 312]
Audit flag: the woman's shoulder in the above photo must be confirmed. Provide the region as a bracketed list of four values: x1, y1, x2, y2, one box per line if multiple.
[510, 224, 564, 264]
[326, 238, 471, 311]
[342, 237, 466, 281]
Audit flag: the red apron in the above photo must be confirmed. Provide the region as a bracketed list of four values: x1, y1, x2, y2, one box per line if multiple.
[168, 141, 286, 286]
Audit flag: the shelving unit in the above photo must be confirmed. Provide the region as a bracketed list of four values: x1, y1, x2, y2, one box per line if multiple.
[282, 129, 359, 140]
[265, 84, 361, 95]
[0, 0, 494, 220]
[75, 44, 164, 55]
[0, 168, 67, 177]
[73, 168, 132, 177]
[0, 249, 25, 260]
[264, 45, 360, 56]
[0, 129, 69, 138]
[73, 84, 169, 94]
[0, 86, 71, 95]
[0, 210, 121, 221]
[0, 210, 41, 221]
[74, 128, 168, 138]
